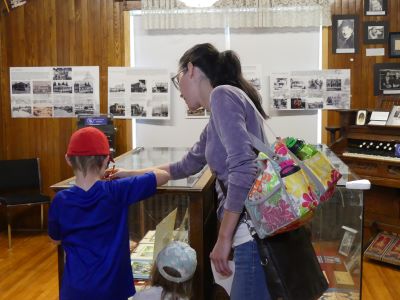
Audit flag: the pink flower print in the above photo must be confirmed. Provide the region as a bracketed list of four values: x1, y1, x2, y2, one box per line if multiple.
[260, 200, 296, 232]
[274, 142, 288, 156]
[330, 169, 342, 184]
[302, 187, 318, 209]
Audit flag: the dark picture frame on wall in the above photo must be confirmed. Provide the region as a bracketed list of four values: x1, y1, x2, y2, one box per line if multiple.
[374, 63, 400, 96]
[364, 21, 388, 44]
[389, 32, 400, 58]
[364, 0, 387, 16]
[332, 15, 359, 54]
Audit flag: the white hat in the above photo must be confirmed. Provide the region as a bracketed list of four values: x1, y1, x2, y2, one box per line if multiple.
[156, 241, 197, 283]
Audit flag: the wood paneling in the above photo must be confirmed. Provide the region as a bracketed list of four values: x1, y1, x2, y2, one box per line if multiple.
[325, 0, 400, 142]
[0, 0, 132, 228]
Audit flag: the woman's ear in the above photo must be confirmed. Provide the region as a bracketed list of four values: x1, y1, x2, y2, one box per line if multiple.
[187, 62, 195, 78]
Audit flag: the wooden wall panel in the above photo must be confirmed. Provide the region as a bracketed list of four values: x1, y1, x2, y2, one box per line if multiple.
[325, 0, 400, 142]
[0, 0, 132, 228]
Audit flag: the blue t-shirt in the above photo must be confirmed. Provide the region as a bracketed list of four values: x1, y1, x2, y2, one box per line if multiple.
[48, 173, 157, 300]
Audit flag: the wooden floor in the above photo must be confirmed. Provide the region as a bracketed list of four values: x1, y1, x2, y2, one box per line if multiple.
[1, 231, 400, 300]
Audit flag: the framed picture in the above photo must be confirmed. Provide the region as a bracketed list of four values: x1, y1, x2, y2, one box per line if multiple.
[364, 0, 387, 16]
[364, 21, 388, 44]
[332, 15, 359, 54]
[389, 32, 400, 58]
[386, 105, 400, 126]
[356, 110, 367, 125]
[338, 226, 358, 257]
[374, 63, 400, 95]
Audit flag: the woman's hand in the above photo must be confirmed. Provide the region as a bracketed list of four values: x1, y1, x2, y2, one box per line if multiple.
[210, 235, 233, 276]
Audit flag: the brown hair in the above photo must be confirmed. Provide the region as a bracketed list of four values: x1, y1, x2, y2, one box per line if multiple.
[68, 155, 107, 177]
[149, 263, 193, 300]
[178, 43, 267, 119]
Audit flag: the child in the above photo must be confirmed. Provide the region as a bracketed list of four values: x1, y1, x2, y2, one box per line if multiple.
[48, 126, 169, 300]
[133, 241, 197, 300]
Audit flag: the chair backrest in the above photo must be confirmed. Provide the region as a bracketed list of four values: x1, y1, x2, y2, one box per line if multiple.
[0, 158, 41, 192]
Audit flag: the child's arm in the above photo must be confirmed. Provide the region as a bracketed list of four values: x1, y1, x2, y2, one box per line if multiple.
[106, 167, 170, 186]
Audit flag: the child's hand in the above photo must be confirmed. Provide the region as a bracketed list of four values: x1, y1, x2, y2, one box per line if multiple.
[104, 167, 132, 180]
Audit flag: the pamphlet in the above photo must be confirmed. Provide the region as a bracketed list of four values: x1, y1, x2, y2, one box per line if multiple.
[211, 260, 235, 296]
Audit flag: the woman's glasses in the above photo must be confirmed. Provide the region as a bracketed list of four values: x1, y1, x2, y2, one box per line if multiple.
[171, 68, 187, 90]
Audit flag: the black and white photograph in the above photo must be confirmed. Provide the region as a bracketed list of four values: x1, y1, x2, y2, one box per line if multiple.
[308, 78, 323, 90]
[339, 229, 357, 257]
[131, 80, 147, 93]
[151, 82, 168, 93]
[356, 110, 367, 125]
[32, 81, 51, 94]
[386, 105, 400, 126]
[389, 32, 400, 58]
[151, 103, 169, 117]
[374, 63, 400, 95]
[12, 105, 32, 117]
[364, 21, 388, 44]
[273, 98, 288, 109]
[273, 77, 289, 91]
[306, 98, 324, 109]
[364, 0, 387, 16]
[131, 103, 147, 117]
[290, 78, 307, 90]
[54, 98, 73, 117]
[332, 15, 359, 54]
[53, 67, 72, 80]
[290, 97, 305, 109]
[326, 79, 342, 91]
[53, 81, 73, 93]
[109, 102, 126, 117]
[109, 83, 125, 93]
[12, 81, 30, 94]
[325, 93, 343, 107]
[74, 81, 94, 93]
[74, 99, 96, 115]
[248, 77, 261, 90]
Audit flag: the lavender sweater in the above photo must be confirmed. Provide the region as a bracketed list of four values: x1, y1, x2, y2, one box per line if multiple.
[170, 85, 265, 219]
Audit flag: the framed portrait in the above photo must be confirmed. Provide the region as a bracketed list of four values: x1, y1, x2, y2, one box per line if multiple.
[364, 21, 388, 44]
[389, 32, 400, 58]
[356, 110, 367, 125]
[386, 105, 400, 126]
[332, 15, 359, 54]
[364, 0, 387, 16]
[374, 63, 400, 95]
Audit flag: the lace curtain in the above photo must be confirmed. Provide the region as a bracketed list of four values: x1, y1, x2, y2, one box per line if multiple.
[141, 0, 332, 30]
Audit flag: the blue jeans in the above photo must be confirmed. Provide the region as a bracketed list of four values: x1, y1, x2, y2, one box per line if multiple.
[230, 240, 272, 300]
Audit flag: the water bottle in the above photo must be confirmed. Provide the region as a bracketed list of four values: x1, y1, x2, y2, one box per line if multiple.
[285, 137, 318, 160]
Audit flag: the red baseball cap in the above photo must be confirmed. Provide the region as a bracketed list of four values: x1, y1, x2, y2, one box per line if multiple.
[67, 127, 114, 162]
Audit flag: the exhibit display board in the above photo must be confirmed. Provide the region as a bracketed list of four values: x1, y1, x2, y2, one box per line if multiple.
[10, 66, 99, 118]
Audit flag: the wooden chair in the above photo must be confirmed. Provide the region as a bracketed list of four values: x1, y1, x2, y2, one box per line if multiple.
[0, 158, 50, 248]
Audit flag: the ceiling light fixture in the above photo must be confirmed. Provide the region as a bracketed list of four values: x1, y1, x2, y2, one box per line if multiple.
[180, 0, 218, 8]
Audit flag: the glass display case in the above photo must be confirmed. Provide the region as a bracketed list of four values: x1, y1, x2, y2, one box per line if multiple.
[51, 146, 364, 300]
[311, 146, 363, 300]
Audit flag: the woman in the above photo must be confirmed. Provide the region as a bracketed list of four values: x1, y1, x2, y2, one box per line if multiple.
[165, 43, 271, 299]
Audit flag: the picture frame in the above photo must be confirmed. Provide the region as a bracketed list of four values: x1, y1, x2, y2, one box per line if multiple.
[364, 21, 388, 44]
[338, 226, 358, 257]
[389, 32, 400, 58]
[332, 15, 359, 54]
[356, 110, 367, 125]
[386, 105, 400, 126]
[374, 63, 400, 96]
[364, 0, 387, 16]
